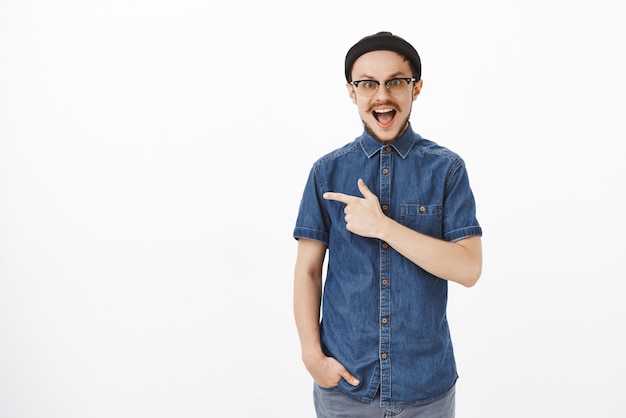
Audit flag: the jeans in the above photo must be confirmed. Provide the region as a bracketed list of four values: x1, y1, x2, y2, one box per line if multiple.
[313, 384, 455, 418]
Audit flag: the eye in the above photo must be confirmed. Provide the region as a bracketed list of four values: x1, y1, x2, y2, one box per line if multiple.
[363, 81, 377, 89]
[389, 78, 403, 87]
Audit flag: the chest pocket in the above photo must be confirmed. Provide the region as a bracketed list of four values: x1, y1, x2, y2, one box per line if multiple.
[400, 204, 443, 238]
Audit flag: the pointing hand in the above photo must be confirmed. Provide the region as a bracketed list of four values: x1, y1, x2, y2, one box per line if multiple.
[323, 179, 386, 239]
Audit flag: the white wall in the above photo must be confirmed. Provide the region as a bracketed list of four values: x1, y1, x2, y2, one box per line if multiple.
[1, 1, 624, 417]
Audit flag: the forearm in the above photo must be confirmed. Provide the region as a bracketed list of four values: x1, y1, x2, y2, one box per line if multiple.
[378, 217, 482, 287]
[293, 270, 324, 360]
[293, 259, 361, 387]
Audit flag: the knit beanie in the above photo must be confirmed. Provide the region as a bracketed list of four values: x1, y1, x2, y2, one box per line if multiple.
[344, 31, 421, 82]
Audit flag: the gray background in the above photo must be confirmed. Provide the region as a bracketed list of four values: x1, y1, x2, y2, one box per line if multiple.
[1, 0, 624, 416]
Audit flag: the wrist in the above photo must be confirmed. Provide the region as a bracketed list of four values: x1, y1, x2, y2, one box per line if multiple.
[301, 347, 325, 366]
[377, 215, 395, 242]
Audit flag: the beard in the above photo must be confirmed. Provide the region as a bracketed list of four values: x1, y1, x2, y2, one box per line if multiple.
[362, 112, 411, 144]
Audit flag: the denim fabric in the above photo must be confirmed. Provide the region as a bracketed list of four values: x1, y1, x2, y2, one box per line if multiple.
[293, 125, 482, 406]
[314, 383, 455, 417]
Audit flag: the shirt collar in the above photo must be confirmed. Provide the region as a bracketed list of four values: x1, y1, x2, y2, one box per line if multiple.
[358, 124, 417, 159]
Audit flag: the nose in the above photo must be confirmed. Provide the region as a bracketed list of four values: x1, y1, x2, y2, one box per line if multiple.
[375, 82, 392, 98]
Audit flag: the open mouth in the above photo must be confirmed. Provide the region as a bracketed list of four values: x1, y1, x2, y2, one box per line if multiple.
[373, 108, 396, 127]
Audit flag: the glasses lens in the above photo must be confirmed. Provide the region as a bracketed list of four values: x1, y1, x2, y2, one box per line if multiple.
[387, 78, 408, 95]
[358, 81, 378, 97]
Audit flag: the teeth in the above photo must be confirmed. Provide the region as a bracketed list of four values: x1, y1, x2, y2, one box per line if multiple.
[374, 109, 394, 113]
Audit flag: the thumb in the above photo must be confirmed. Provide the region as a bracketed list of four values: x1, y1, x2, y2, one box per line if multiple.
[357, 178, 373, 198]
[340, 370, 360, 387]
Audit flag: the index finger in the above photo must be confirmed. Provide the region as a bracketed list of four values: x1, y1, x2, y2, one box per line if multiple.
[323, 192, 356, 204]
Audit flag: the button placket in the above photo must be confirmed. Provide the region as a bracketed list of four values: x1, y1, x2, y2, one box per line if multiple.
[378, 145, 393, 402]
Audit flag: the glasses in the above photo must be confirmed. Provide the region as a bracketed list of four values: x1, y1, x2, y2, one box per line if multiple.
[351, 77, 416, 97]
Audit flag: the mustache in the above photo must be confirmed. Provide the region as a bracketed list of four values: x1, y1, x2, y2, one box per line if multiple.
[367, 101, 400, 112]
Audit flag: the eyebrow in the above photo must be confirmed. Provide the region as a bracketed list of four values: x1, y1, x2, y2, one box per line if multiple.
[354, 71, 408, 80]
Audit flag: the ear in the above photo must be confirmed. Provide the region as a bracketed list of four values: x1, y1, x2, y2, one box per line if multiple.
[346, 82, 358, 104]
[412, 79, 423, 101]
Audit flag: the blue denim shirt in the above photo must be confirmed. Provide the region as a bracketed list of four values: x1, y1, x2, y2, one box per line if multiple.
[293, 125, 482, 406]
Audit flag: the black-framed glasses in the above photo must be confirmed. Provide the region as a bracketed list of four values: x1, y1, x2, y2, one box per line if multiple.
[351, 77, 416, 97]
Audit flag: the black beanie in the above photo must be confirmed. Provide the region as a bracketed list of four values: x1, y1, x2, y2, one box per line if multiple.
[344, 31, 421, 82]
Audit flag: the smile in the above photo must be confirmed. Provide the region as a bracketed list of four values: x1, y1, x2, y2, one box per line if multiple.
[373, 108, 396, 127]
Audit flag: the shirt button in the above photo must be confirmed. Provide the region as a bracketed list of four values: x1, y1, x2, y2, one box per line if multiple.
[382, 204, 388, 211]
[382, 168, 389, 175]
[381, 353, 388, 360]
[419, 205, 425, 213]
[385, 146, 392, 152]
[381, 318, 388, 324]
[382, 279, 388, 286]
[382, 242, 389, 249]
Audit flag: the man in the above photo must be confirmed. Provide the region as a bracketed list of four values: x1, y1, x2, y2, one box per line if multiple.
[293, 31, 482, 417]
